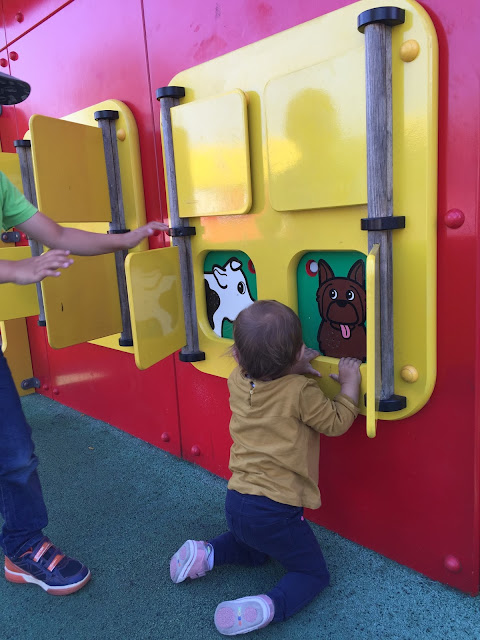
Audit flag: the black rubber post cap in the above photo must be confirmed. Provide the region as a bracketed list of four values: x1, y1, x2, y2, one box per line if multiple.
[357, 7, 405, 32]
[94, 110, 119, 121]
[156, 86, 186, 100]
[13, 139, 31, 147]
[365, 393, 407, 412]
[179, 350, 206, 362]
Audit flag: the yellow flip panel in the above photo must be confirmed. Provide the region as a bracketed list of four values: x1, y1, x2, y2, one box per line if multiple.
[62, 101, 149, 353]
[0, 247, 39, 321]
[30, 115, 111, 223]
[125, 247, 186, 370]
[0, 153, 24, 193]
[366, 244, 380, 438]
[265, 48, 367, 211]
[164, 0, 438, 420]
[171, 89, 252, 218]
[1, 318, 35, 396]
[41, 252, 122, 349]
[23, 101, 148, 353]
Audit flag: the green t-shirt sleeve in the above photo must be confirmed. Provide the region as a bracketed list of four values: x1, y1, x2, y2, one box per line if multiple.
[0, 171, 37, 231]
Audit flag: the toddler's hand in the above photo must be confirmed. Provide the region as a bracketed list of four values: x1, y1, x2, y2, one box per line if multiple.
[330, 357, 362, 404]
[289, 346, 321, 377]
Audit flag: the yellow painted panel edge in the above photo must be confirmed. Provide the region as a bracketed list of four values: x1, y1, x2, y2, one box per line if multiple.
[366, 244, 379, 438]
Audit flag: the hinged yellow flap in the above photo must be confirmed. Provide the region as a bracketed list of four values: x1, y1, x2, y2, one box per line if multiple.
[30, 114, 112, 223]
[125, 246, 186, 370]
[171, 89, 252, 218]
[41, 253, 122, 348]
[0, 153, 24, 193]
[0, 246, 39, 321]
[366, 244, 380, 437]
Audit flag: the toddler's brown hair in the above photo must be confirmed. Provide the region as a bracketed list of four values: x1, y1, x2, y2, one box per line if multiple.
[233, 300, 303, 380]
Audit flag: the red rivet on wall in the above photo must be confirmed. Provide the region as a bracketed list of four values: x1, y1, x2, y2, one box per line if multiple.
[15, 12, 24, 23]
[161, 432, 170, 442]
[191, 445, 201, 456]
[20, 233, 27, 242]
[42, 384, 49, 391]
[0, 59, 7, 68]
[52, 387, 60, 395]
[445, 208, 465, 229]
[9, 52, 18, 61]
[444, 555, 462, 573]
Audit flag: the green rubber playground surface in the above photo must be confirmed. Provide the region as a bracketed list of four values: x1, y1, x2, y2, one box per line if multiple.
[0, 394, 478, 640]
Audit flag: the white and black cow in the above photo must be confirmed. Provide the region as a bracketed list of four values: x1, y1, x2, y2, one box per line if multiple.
[204, 258, 255, 336]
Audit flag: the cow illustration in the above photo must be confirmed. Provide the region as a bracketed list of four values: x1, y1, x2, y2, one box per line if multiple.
[316, 259, 366, 361]
[204, 258, 255, 336]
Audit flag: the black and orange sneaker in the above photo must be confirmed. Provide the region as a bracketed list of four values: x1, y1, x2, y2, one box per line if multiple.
[4, 536, 90, 595]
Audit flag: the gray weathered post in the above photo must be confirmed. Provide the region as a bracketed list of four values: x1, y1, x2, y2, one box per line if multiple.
[14, 139, 47, 327]
[156, 86, 205, 362]
[358, 6, 406, 411]
[94, 110, 133, 347]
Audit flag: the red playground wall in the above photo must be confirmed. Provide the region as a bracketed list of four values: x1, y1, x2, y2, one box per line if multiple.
[0, 0, 478, 594]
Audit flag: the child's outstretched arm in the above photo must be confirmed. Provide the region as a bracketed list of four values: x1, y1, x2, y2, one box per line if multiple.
[17, 211, 169, 256]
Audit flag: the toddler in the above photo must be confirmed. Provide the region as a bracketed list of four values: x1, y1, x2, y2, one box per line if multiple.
[170, 300, 361, 635]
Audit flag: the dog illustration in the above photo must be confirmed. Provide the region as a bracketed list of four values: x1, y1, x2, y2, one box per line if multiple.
[204, 258, 255, 337]
[316, 259, 366, 361]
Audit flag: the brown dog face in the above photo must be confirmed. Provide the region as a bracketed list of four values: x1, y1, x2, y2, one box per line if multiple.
[316, 259, 366, 360]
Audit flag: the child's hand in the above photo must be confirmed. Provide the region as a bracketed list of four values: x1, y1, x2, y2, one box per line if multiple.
[330, 357, 362, 404]
[122, 222, 169, 249]
[11, 251, 74, 284]
[289, 346, 321, 377]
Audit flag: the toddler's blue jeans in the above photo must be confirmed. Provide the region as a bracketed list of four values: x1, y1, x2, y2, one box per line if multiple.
[210, 489, 330, 622]
[0, 351, 47, 558]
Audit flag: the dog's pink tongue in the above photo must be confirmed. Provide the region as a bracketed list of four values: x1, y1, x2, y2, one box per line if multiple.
[341, 324, 351, 339]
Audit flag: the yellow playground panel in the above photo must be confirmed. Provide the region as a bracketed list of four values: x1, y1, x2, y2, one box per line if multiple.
[22, 100, 152, 353]
[0, 152, 39, 323]
[156, 0, 437, 424]
[125, 246, 186, 370]
[30, 115, 112, 223]
[1, 100, 184, 367]
[171, 89, 252, 218]
[0, 246, 39, 321]
[0, 152, 24, 193]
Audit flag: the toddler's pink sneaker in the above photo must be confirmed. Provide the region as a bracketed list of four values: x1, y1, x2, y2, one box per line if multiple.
[169, 539, 212, 584]
[214, 594, 274, 635]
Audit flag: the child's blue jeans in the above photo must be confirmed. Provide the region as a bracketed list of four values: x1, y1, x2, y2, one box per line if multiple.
[0, 351, 47, 558]
[210, 489, 330, 622]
